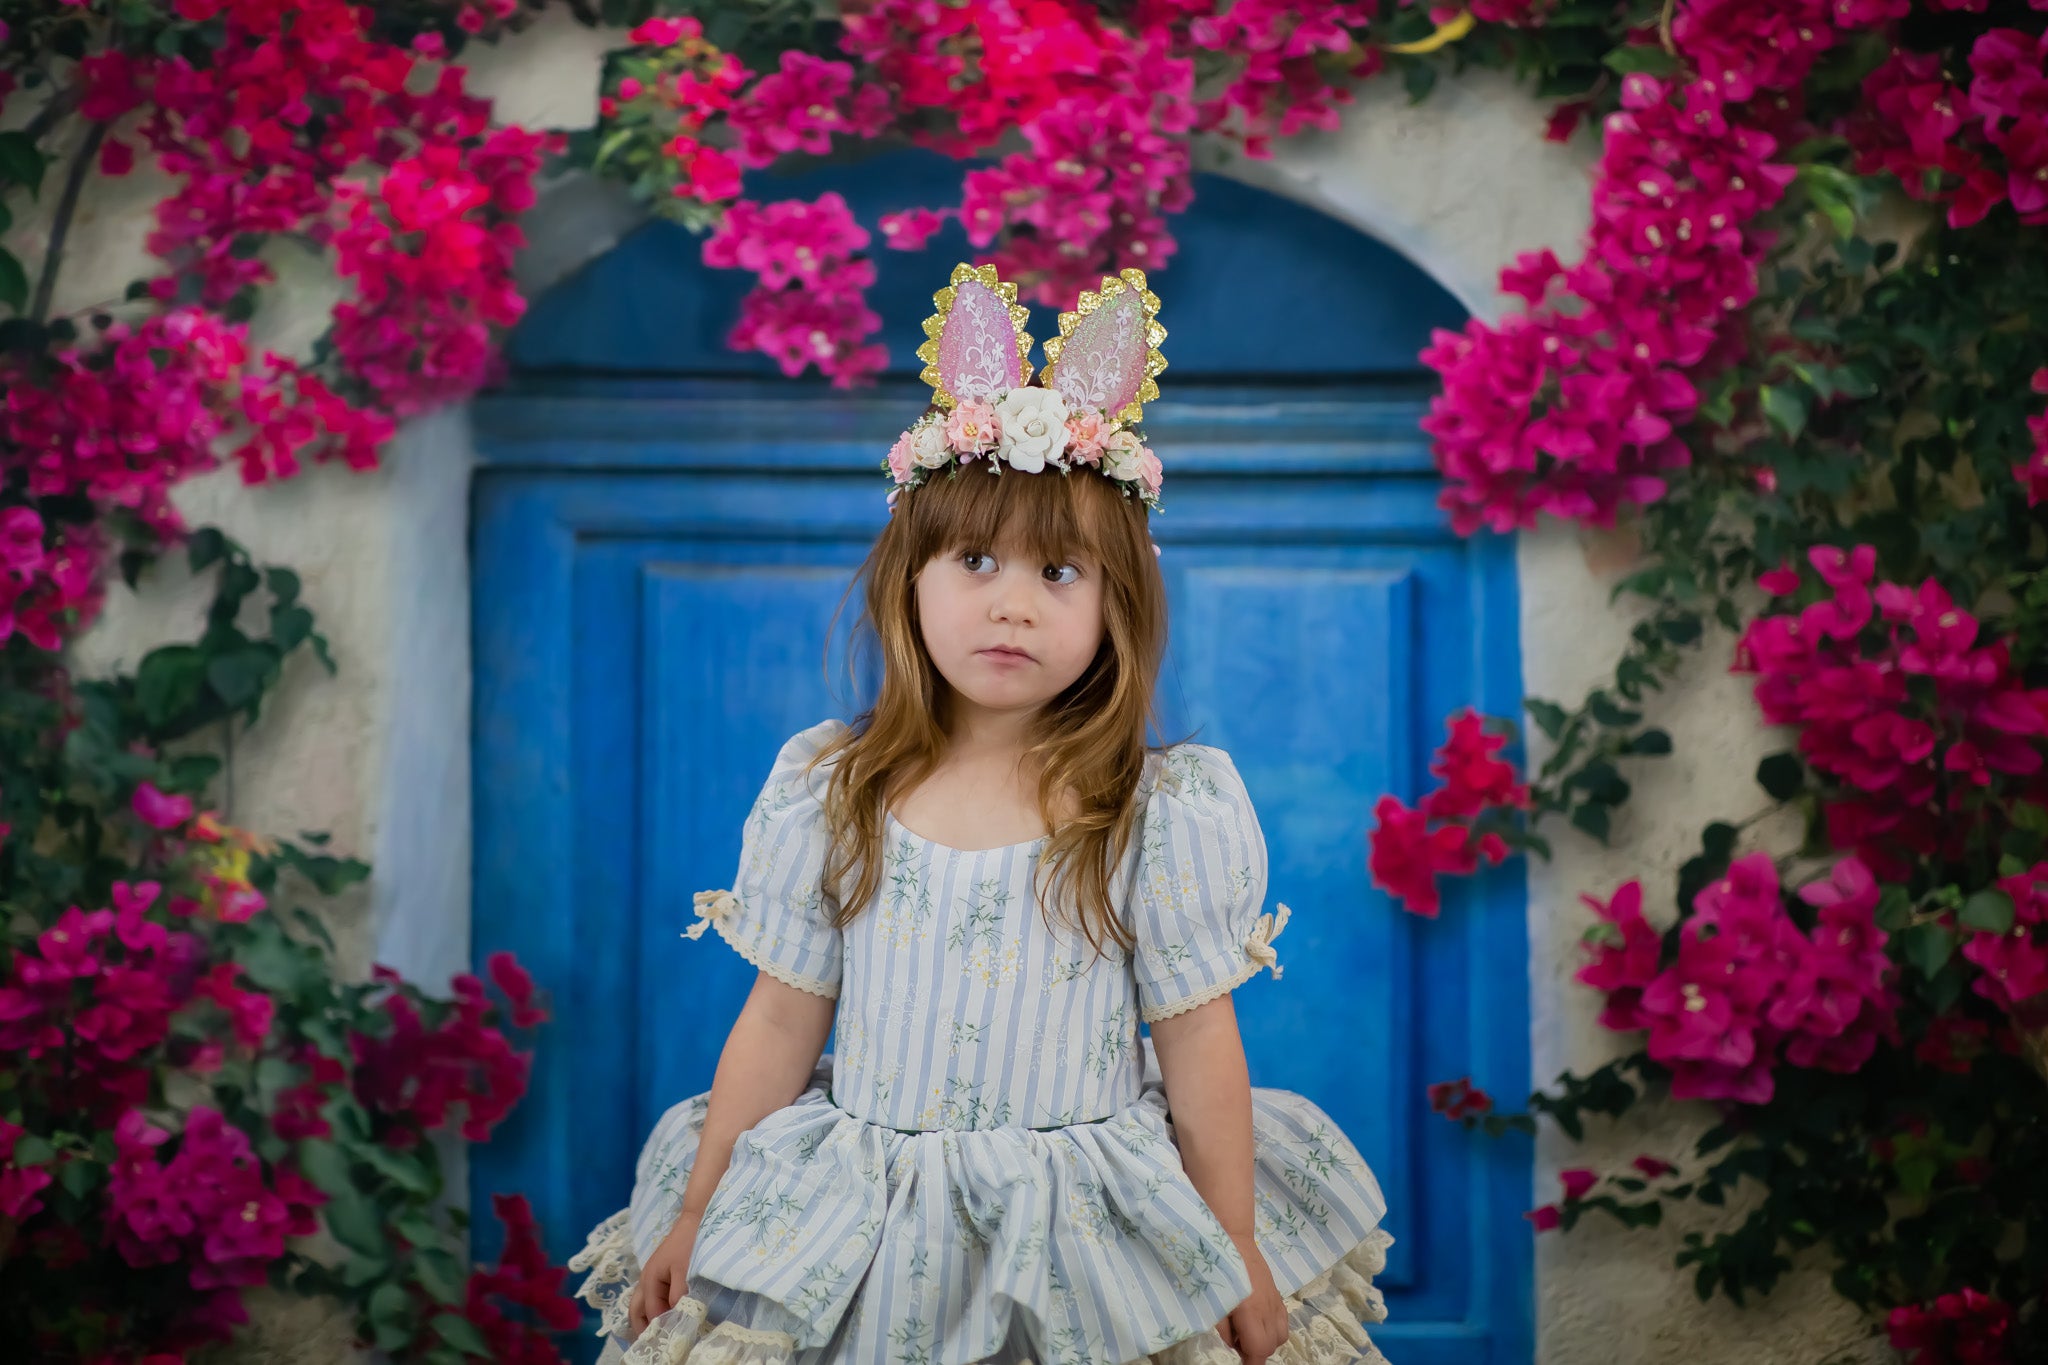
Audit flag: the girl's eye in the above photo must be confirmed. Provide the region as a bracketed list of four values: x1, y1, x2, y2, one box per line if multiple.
[1043, 563, 1082, 586]
[960, 551, 996, 575]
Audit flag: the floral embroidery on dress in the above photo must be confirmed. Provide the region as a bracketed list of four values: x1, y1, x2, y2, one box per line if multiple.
[879, 835, 936, 947]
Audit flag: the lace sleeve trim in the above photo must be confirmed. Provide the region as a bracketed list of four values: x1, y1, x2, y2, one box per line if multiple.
[1140, 952, 1265, 1023]
[706, 905, 840, 1000]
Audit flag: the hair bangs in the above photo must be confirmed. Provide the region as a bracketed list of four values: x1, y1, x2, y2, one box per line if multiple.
[901, 459, 1130, 574]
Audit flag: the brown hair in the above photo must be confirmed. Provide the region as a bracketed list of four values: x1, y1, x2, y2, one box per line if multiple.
[811, 456, 1170, 954]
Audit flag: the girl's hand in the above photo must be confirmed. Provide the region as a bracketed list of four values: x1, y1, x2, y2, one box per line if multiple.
[629, 1208, 702, 1339]
[1217, 1235, 1289, 1365]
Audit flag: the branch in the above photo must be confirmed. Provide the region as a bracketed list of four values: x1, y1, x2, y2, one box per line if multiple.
[22, 86, 81, 148]
[31, 121, 106, 326]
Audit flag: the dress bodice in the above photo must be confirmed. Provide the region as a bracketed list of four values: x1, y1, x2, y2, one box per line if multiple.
[832, 816, 1142, 1130]
[691, 718, 1284, 1133]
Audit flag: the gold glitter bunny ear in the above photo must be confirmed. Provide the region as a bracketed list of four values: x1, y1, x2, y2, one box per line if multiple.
[917, 263, 1034, 410]
[1041, 268, 1167, 426]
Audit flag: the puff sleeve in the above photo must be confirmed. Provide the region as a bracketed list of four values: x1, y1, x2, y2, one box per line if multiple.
[683, 718, 848, 999]
[1125, 744, 1290, 1022]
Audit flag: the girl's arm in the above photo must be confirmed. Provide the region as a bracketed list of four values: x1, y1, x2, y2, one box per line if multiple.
[1149, 994, 1257, 1244]
[673, 973, 836, 1223]
[1150, 994, 1289, 1363]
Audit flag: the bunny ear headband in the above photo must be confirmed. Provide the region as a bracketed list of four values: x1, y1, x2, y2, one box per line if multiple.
[883, 263, 1168, 518]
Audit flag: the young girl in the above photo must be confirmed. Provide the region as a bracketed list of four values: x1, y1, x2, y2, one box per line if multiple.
[569, 265, 1392, 1365]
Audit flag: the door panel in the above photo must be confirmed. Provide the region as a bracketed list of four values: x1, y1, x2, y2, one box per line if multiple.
[471, 382, 1531, 1364]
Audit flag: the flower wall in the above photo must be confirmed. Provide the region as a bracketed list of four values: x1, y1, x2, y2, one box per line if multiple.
[11, 0, 2047, 1361]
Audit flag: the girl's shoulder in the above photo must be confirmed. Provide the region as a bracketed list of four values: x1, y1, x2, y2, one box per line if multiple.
[1140, 739, 1253, 816]
[776, 716, 852, 766]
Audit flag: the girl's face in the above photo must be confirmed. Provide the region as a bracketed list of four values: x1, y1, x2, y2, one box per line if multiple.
[914, 528, 1105, 726]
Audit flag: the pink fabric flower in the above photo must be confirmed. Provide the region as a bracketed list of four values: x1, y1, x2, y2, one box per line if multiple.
[945, 400, 1001, 455]
[1064, 413, 1110, 465]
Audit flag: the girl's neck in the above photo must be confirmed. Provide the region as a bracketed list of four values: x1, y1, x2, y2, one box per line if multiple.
[941, 696, 1042, 758]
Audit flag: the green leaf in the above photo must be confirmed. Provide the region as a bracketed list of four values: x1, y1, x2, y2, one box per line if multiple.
[1602, 44, 1680, 77]
[414, 1247, 467, 1305]
[359, 1140, 435, 1195]
[206, 643, 278, 711]
[0, 248, 28, 314]
[187, 528, 228, 572]
[1874, 885, 1913, 932]
[1627, 728, 1673, 756]
[1525, 698, 1568, 741]
[1959, 889, 2016, 935]
[135, 645, 210, 728]
[431, 1314, 493, 1356]
[1657, 613, 1703, 646]
[324, 1190, 390, 1259]
[11, 1134, 55, 1166]
[1756, 752, 1805, 800]
[1570, 802, 1611, 843]
[1759, 385, 1810, 440]
[1899, 923, 1955, 980]
[1587, 693, 1642, 727]
[0, 131, 47, 196]
[369, 1280, 415, 1351]
[271, 604, 316, 653]
[297, 1138, 355, 1196]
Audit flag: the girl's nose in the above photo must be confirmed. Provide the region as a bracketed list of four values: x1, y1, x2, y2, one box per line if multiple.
[990, 572, 1037, 626]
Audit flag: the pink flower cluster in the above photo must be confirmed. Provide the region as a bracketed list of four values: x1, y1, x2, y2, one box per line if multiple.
[1735, 546, 2048, 879]
[1960, 861, 2048, 1009]
[1851, 27, 2048, 231]
[114, 0, 556, 422]
[349, 954, 542, 1145]
[705, 193, 886, 386]
[107, 1106, 323, 1299]
[0, 507, 101, 651]
[0, 885, 266, 1124]
[0, 0, 559, 650]
[838, 0, 1201, 306]
[611, 16, 748, 206]
[1886, 1287, 2015, 1365]
[1368, 710, 1528, 916]
[729, 50, 891, 166]
[463, 1193, 584, 1364]
[1578, 854, 1898, 1104]
[1151, 0, 1380, 157]
[1420, 60, 1802, 532]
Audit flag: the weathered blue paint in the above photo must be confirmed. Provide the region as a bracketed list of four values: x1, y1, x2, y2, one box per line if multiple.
[472, 167, 1528, 1365]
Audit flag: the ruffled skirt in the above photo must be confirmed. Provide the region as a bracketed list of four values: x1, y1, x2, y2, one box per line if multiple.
[569, 1062, 1393, 1365]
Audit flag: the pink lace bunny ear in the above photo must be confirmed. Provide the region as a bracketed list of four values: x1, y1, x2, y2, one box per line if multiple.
[1041, 268, 1167, 425]
[917, 263, 1033, 410]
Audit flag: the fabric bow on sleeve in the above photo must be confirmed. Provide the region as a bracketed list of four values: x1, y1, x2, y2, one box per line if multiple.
[1245, 902, 1291, 981]
[683, 888, 740, 940]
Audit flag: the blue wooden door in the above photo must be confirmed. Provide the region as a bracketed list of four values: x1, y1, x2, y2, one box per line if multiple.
[471, 158, 1530, 1365]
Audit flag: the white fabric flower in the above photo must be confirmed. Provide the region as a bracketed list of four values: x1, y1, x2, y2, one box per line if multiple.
[1101, 428, 1146, 484]
[911, 420, 952, 469]
[994, 387, 1071, 473]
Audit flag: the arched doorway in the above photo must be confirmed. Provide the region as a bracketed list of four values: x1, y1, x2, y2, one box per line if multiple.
[471, 152, 1531, 1364]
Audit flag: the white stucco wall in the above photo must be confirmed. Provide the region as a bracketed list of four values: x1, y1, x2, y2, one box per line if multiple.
[55, 13, 1887, 1363]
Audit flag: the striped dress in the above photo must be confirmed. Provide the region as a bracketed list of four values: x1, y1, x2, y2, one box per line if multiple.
[570, 719, 1393, 1365]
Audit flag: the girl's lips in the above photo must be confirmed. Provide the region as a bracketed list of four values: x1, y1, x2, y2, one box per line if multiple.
[979, 647, 1033, 662]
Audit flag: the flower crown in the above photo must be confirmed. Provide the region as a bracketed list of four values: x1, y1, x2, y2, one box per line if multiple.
[883, 263, 1168, 514]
